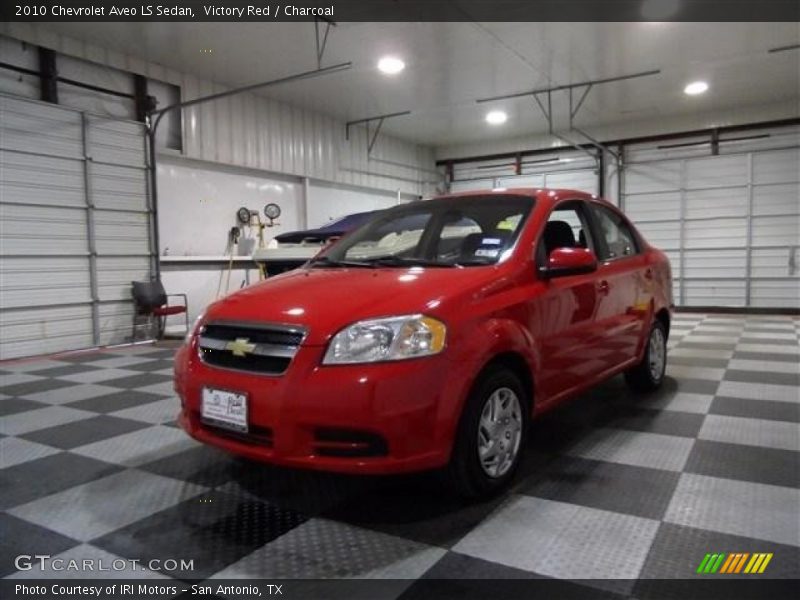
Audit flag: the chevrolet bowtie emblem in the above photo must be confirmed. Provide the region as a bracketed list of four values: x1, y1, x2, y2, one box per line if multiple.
[225, 337, 256, 357]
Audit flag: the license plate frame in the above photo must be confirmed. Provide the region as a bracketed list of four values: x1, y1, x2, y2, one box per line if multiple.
[201, 387, 248, 433]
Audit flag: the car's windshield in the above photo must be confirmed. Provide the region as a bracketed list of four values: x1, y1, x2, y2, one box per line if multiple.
[313, 195, 533, 268]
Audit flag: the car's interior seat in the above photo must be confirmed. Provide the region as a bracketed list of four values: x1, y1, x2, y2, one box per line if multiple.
[543, 220, 576, 256]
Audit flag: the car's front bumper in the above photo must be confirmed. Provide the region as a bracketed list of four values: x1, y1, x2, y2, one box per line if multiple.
[174, 342, 461, 474]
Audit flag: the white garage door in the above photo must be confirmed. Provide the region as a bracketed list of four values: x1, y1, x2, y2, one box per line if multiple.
[449, 149, 600, 195]
[0, 94, 153, 359]
[622, 126, 800, 309]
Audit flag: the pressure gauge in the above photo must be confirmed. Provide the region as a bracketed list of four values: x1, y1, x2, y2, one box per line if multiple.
[236, 207, 251, 225]
[264, 203, 281, 220]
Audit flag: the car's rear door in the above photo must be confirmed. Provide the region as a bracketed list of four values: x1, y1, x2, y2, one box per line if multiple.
[585, 202, 653, 369]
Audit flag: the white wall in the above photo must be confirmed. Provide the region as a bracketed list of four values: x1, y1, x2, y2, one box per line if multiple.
[0, 25, 438, 197]
[307, 182, 408, 228]
[156, 156, 420, 328]
[157, 155, 303, 257]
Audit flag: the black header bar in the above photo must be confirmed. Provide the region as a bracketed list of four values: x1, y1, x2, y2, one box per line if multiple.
[2, 1, 800, 22]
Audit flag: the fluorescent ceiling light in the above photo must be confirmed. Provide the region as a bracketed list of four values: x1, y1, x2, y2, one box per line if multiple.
[684, 81, 709, 95]
[485, 110, 508, 125]
[377, 56, 405, 75]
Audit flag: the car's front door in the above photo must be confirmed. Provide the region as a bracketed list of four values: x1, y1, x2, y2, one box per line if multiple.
[529, 200, 607, 405]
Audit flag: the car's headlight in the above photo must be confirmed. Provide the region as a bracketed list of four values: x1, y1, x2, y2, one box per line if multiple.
[184, 313, 205, 345]
[323, 314, 446, 364]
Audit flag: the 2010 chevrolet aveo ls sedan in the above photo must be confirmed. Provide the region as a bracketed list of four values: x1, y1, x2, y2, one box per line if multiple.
[175, 189, 673, 497]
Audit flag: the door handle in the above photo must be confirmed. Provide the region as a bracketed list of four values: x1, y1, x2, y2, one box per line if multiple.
[598, 280, 610, 295]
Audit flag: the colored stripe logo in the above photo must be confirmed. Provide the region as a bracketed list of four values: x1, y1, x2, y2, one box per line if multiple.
[696, 552, 773, 574]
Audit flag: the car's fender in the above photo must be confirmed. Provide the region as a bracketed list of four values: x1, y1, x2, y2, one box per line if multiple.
[433, 315, 539, 459]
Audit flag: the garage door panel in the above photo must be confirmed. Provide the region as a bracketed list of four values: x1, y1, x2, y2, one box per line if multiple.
[91, 163, 148, 212]
[623, 129, 798, 309]
[750, 280, 800, 308]
[0, 256, 92, 309]
[450, 179, 493, 193]
[624, 191, 681, 222]
[497, 175, 545, 188]
[0, 96, 83, 158]
[0, 95, 153, 358]
[0, 203, 88, 255]
[636, 221, 680, 250]
[751, 215, 800, 247]
[97, 301, 136, 347]
[684, 249, 747, 279]
[753, 148, 800, 185]
[684, 218, 746, 249]
[0, 305, 94, 360]
[750, 247, 799, 278]
[685, 187, 747, 219]
[543, 170, 597, 194]
[686, 155, 748, 188]
[683, 280, 746, 307]
[752, 183, 800, 216]
[88, 118, 146, 167]
[96, 256, 151, 302]
[624, 161, 681, 193]
[94, 210, 151, 255]
[0, 150, 85, 207]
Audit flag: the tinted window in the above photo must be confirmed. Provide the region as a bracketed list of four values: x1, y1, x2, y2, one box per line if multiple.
[319, 195, 534, 267]
[590, 204, 639, 260]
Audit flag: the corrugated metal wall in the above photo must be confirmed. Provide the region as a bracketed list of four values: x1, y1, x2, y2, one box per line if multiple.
[622, 126, 800, 309]
[0, 26, 439, 197]
[0, 94, 152, 359]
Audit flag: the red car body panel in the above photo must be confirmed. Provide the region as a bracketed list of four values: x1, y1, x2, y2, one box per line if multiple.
[174, 189, 673, 474]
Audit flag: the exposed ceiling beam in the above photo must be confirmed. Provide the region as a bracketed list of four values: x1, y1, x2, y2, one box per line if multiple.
[475, 69, 661, 104]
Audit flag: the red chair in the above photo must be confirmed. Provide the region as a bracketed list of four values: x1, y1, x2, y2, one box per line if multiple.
[131, 280, 189, 340]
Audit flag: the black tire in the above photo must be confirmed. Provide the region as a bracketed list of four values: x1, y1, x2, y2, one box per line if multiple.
[445, 365, 529, 499]
[625, 320, 668, 392]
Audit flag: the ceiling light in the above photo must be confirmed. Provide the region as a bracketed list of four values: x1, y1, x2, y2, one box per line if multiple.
[485, 110, 508, 125]
[377, 56, 405, 75]
[684, 81, 709, 95]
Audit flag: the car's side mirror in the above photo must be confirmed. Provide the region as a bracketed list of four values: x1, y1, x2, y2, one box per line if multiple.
[539, 247, 598, 279]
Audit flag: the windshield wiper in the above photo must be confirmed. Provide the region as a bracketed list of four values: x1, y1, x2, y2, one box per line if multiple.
[367, 256, 455, 268]
[309, 256, 376, 268]
[452, 258, 495, 267]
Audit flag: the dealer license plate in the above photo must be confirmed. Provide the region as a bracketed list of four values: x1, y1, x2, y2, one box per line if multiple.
[201, 387, 248, 432]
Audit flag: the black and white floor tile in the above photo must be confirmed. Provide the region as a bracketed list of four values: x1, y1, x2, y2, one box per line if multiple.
[1, 314, 798, 597]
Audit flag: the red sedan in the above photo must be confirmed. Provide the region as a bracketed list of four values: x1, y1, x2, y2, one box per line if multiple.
[174, 189, 673, 497]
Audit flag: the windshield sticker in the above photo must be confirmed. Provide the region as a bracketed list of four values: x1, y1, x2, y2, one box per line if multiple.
[475, 248, 500, 258]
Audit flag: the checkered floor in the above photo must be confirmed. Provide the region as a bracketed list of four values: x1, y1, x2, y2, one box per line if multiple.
[1, 313, 798, 597]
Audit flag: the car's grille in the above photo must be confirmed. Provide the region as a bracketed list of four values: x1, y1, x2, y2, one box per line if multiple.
[198, 321, 305, 375]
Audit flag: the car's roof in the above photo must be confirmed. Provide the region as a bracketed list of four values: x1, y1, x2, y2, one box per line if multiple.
[433, 188, 612, 210]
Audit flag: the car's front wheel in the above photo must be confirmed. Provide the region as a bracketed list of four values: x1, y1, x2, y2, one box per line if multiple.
[445, 365, 529, 498]
[625, 320, 668, 392]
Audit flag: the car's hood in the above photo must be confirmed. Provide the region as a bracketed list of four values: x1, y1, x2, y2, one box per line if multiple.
[204, 266, 505, 345]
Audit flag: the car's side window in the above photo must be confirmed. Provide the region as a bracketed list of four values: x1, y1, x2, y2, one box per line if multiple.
[589, 204, 639, 261]
[536, 201, 596, 266]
